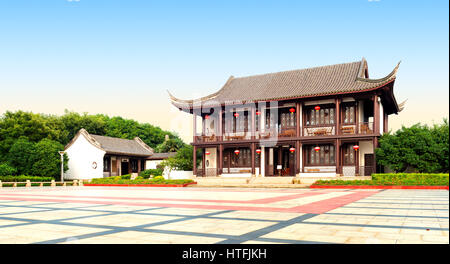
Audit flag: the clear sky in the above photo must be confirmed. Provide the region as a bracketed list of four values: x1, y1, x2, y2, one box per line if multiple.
[0, 0, 448, 143]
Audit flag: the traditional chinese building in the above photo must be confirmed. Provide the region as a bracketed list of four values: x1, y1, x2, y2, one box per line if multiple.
[64, 129, 173, 180]
[169, 58, 402, 178]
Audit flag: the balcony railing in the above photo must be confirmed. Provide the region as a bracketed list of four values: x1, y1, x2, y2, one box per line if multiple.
[340, 122, 373, 135]
[193, 122, 376, 142]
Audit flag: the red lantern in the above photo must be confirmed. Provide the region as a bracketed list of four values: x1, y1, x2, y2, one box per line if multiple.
[234, 113, 239, 118]
[234, 149, 240, 155]
[353, 145, 359, 151]
[255, 110, 261, 115]
[314, 106, 321, 111]
[205, 151, 210, 155]
[289, 147, 295, 153]
[256, 149, 261, 154]
[205, 115, 210, 119]
[289, 108, 296, 113]
[314, 146, 320, 152]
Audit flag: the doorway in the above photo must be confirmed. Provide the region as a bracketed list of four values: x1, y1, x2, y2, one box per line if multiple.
[265, 146, 295, 176]
[121, 161, 129, 175]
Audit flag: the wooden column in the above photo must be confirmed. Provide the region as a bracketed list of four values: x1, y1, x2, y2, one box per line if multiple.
[355, 101, 359, 134]
[383, 112, 389, 133]
[373, 136, 378, 173]
[355, 145, 359, 175]
[137, 159, 141, 174]
[336, 139, 341, 175]
[295, 141, 301, 175]
[218, 108, 223, 141]
[218, 144, 223, 175]
[335, 98, 341, 135]
[251, 143, 256, 176]
[193, 111, 197, 143]
[278, 146, 282, 176]
[296, 102, 301, 137]
[116, 158, 120, 176]
[193, 146, 197, 176]
[202, 148, 206, 177]
[373, 94, 379, 134]
[251, 106, 256, 140]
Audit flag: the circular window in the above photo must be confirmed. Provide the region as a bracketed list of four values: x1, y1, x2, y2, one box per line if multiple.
[92, 162, 97, 169]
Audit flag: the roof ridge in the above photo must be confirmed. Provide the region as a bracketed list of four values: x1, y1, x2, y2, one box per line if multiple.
[232, 60, 362, 80]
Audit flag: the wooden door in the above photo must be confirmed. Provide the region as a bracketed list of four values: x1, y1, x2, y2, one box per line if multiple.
[364, 154, 374, 176]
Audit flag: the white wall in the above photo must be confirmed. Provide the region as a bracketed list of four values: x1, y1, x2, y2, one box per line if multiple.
[163, 169, 193, 179]
[146, 160, 163, 170]
[205, 147, 217, 170]
[65, 134, 105, 180]
[359, 140, 374, 168]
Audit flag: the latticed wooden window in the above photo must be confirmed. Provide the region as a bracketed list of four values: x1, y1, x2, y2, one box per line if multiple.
[306, 145, 336, 166]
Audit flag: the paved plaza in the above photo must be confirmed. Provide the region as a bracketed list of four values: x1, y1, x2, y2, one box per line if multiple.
[0, 186, 448, 244]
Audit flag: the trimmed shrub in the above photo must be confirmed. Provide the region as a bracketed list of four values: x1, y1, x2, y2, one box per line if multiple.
[313, 173, 449, 186]
[139, 169, 163, 178]
[89, 177, 193, 185]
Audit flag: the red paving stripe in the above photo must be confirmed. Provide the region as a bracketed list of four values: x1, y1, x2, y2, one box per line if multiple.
[288, 191, 380, 214]
[0, 191, 327, 205]
[0, 191, 377, 214]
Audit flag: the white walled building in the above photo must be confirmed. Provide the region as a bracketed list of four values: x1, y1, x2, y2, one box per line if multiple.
[64, 129, 172, 180]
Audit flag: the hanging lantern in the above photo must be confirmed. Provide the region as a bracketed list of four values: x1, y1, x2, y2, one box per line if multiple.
[289, 147, 295, 153]
[234, 113, 239, 118]
[314, 146, 321, 152]
[234, 149, 240, 155]
[256, 149, 261, 154]
[289, 108, 296, 113]
[314, 105, 321, 111]
[255, 110, 261, 116]
[205, 151, 211, 155]
[205, 115, 210, 119]
[353, 145, 360, 151]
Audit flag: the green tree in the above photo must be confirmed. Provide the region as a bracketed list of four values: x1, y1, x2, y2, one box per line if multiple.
[155, 137, 186, 153]
[7, 137, 36, 175]
[375, 119, 449, 173]
[160, 145, 201, 171]
[29, 139, 68, 178]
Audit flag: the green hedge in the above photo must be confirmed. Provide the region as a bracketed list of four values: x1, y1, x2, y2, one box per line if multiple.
[0, 175, 54, 182]
[139, 169, 163, 178]
[313, 173, 449, 186]
[90, 177, 193, 185]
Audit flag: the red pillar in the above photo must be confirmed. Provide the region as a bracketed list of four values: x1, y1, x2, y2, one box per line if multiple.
[336, 139, 341, 175]
[251, 143, 256, 176]
[335, 98, 341, 135]
[373, 94, 379, 135]
[296, 102, 301, 137]
[193, 146, 197, 176]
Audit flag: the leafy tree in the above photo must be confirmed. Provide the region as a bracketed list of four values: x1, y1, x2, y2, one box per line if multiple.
[7, 137, 36, 175]
[375, 119, 449, 173]
[0, 111, 62, 160]
[0, 163, 17, 176]
[160, 145, 201, 171]
[29, 139, 68, 179]
[155, 137, 186, 153]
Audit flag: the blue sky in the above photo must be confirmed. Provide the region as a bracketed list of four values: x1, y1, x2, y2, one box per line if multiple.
[0, 0, 448, 142]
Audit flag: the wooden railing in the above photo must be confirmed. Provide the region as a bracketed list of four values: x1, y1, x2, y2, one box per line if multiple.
[193, 122, 375, 142]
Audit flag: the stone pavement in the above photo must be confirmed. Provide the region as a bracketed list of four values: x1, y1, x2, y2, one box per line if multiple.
[0, 186, 448, 244]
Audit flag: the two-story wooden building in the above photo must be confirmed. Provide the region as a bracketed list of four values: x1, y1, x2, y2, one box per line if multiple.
[169, 58, 402, 178]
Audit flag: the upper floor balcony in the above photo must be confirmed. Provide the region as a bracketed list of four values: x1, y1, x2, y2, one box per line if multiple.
[193, 97, 382, 144]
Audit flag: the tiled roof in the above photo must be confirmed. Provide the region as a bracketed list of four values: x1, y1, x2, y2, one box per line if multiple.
[169, 58, 400, 109]
[65, 129, 154, 157]
[146, 152, 177, 160]
[90, 134, 154, 156]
